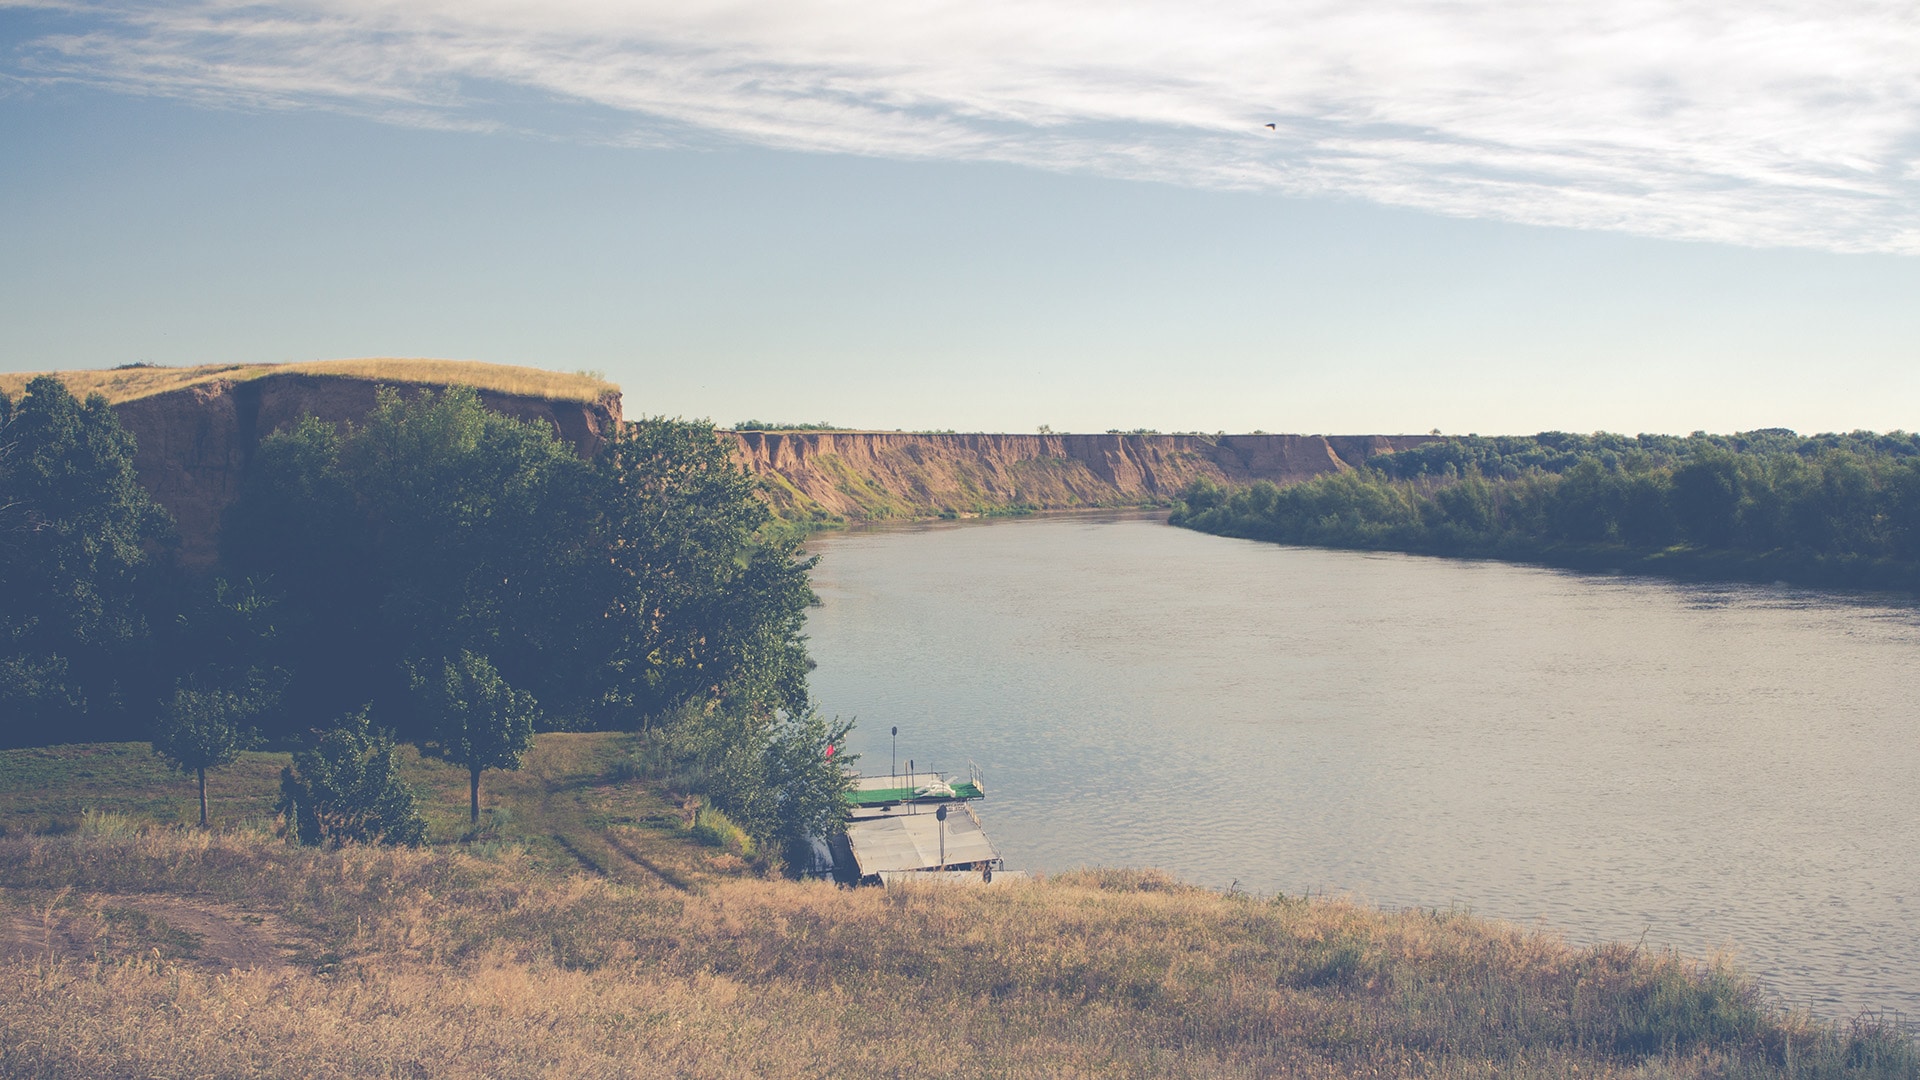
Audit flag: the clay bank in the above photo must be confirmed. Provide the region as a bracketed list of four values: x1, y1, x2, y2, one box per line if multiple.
[725, 429, 1436, 524]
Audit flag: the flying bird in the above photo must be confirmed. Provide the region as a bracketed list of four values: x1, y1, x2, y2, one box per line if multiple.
[1264, 123, 1276, 130]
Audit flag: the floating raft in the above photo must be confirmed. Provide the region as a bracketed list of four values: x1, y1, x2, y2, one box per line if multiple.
[846, 769, 984, 806]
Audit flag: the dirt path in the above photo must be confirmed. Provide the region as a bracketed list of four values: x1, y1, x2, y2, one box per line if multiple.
[0, 888, 295, 971]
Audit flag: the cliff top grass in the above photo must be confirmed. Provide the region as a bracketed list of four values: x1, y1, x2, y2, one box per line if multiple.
[0, 358, 619, 407]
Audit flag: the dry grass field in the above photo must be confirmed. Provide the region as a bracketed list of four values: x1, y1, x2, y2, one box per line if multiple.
[0, 358, 618, 406]
[0, 806, 1913, 1078]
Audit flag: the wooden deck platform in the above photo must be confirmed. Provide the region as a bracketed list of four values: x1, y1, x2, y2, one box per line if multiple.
[843, 801, 999, 875]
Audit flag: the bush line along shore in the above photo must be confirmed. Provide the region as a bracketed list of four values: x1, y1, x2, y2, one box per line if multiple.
[1174, 430, 1920, 595]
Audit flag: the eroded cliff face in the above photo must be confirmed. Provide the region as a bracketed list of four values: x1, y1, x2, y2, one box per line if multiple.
[725, 431, 1435, 522]
[113, 374, 621, 566]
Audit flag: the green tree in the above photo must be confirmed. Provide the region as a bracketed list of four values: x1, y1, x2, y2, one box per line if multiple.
[152, 683, 263, 826]
[218, 417, 376, 734]
[763, 708, 856, 861]
[577, 417, 816, 727]
[223, 390, 581, 733]
[222, 394, 817, 736]
[337, 386, 581, 670]
[0, 377, 173, 745]
[413, 650, 537, 823]
[277, 708, 426, 846]
[1616, 470, 1677, 548]
[1670, 454, 1743, 548]
[1544, 459, 1623, 544]
[663, 702, 853, 867]
[159, 576, 292, 726]
[1176, 430, 1920, 591]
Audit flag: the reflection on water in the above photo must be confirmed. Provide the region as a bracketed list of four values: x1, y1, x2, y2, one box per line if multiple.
[804, 513, 1920, 1018]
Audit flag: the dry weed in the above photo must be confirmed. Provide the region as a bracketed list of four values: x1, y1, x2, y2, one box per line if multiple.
[0, 829, 1911, 1079]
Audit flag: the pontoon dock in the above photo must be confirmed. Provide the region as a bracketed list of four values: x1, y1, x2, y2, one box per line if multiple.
[828, 764, 1010, 884]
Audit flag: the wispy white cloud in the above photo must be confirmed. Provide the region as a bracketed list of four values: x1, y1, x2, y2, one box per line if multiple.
[7, 0, 1920, 252]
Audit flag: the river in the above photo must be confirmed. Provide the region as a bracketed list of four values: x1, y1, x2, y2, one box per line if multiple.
[803, 512, 1920, 1018]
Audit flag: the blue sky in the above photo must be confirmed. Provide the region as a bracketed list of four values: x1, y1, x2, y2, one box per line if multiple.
[3, 1, 1918, 435]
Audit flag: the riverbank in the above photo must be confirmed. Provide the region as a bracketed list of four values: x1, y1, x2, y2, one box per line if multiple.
[2, 820, 1914, 1078]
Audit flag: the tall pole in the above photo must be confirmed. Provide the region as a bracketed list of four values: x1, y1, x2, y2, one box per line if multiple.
[936, 803, 948, 869]
[891, 726, 898, 780]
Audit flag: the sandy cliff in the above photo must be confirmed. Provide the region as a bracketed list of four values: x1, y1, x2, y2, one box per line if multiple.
[725, 431, 1434, 522]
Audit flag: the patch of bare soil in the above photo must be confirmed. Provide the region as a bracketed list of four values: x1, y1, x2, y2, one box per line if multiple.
[0, 889, 295, 971]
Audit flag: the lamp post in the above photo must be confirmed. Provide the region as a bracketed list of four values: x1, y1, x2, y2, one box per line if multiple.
[936, 803, 948, 869]
[891, 726, 898, 780]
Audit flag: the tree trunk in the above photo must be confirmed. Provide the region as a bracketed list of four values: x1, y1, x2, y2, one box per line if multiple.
[197, 766, 209, 827]
[469, 767, 481, 824]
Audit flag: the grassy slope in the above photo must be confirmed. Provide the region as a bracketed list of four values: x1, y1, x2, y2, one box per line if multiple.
[1, 826, 1914, 1079]
[0, 745, 1915, 1078]
[0, 735, 741, 889]
[0, 358, 618, 406]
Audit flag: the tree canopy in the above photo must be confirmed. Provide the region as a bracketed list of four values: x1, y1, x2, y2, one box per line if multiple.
[222, 387, 817, 739]
[4, 377, 843, 862]
[0, 377, 173, 746]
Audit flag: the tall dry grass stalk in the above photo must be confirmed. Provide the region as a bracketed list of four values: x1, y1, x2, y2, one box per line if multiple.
[0, 826, 1911, 1079]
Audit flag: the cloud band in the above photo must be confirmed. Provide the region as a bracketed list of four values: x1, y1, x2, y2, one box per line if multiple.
[8, 0, 1919, 253]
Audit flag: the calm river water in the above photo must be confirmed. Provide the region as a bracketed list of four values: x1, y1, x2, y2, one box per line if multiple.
[804, 513, 1920, 1018]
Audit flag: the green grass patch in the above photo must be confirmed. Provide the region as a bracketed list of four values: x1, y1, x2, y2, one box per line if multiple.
[688, 803, 755, 858]
[0, 743, 290, 833]
[0, 735, 754, 889]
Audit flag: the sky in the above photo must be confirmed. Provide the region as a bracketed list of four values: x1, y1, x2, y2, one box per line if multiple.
[3, 0, 1918, 435]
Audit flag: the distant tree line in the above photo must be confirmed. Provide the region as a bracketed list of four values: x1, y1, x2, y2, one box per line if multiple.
[1, 376, 846, 854]
[729, 420, 849, 432]
[1172, 430, 1920, 591]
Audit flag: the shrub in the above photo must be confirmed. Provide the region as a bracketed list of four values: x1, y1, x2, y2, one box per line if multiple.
[277, 708, 426, 847]
[658, 702, 853, 865]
